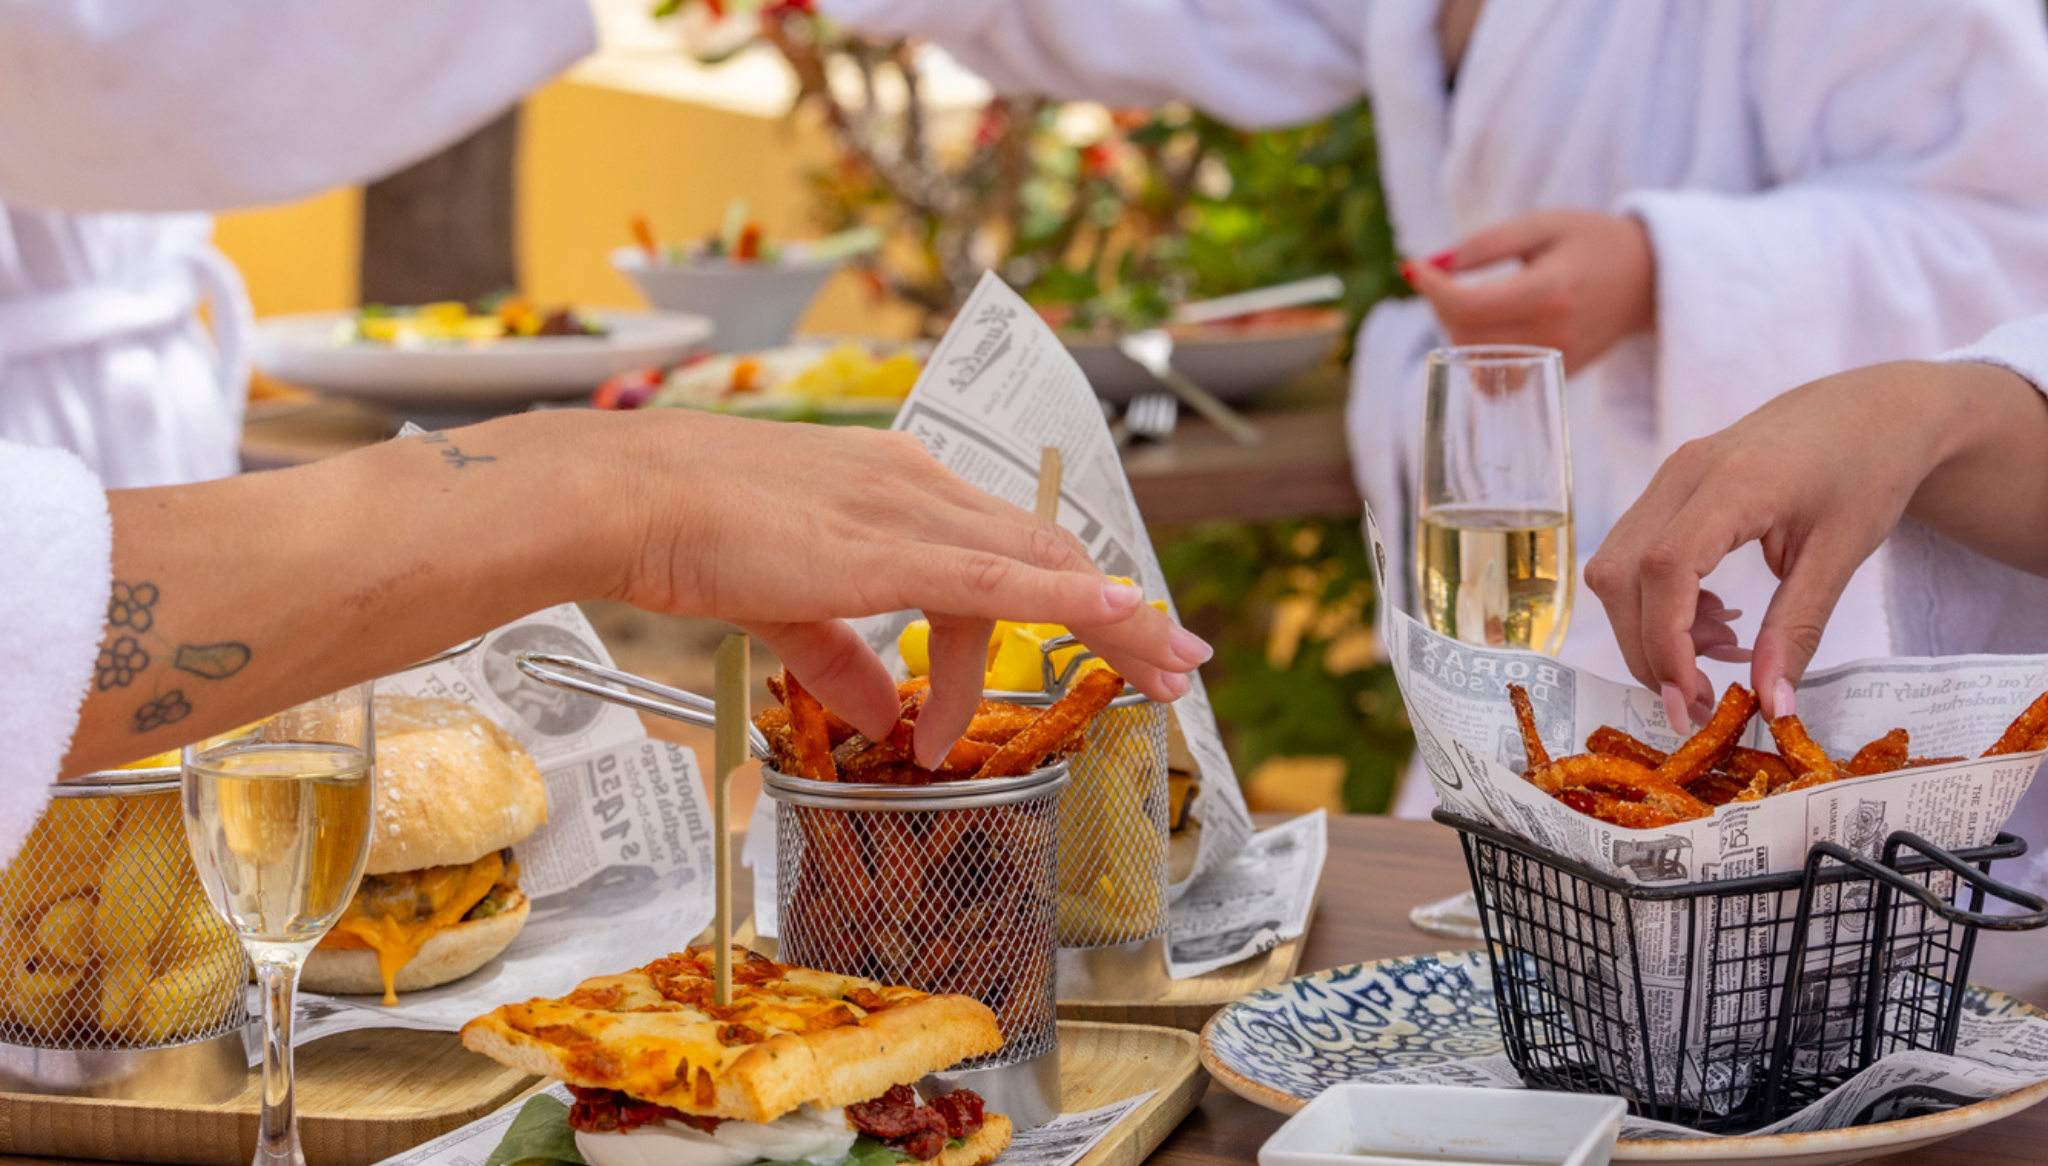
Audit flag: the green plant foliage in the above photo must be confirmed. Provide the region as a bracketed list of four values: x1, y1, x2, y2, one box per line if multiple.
[1012, 102, 1405, 353]
[1138, 103, 1414, 813]
[1159, 519, 1413, 813]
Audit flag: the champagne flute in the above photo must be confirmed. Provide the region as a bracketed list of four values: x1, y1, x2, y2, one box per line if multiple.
[182, 686, 375, 1166]
[1411, 346, 1572, 940]
[1415, 345, 1574, 653]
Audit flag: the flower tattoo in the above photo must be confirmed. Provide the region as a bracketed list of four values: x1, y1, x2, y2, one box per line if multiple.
[95, 637, 150, 690]
[108, 581, 159, 632]
[133, 690, 192, 733]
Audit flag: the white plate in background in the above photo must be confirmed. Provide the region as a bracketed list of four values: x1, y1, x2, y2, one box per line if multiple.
[252, 309, 713, 406]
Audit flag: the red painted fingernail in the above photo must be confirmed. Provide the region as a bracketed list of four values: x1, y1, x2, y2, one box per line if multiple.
[1427, 250, 1457, 270]
[1398, 260, 1418, 283]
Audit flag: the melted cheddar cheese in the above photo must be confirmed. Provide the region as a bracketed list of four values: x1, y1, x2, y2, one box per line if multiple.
[482, 947, 926, 1107]
[321, 850, 509, 1004]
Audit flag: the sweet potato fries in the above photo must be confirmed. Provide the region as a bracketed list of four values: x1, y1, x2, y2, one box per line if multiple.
[1508, 684, 2048, 830]
[757, 667, 1122, 784]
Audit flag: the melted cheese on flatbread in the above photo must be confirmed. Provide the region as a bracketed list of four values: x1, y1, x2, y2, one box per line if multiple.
[460, 947, 1001, 1124]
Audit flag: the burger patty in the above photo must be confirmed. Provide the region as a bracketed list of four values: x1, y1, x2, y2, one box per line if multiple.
[345, 848, 519, 926]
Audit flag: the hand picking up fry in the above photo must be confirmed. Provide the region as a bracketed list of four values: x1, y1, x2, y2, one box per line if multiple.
[758, 666, 1122, 784]
[1506, 684, 2048, 830]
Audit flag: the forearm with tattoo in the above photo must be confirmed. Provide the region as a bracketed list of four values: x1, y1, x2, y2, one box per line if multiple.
[93, 579, 252, 738]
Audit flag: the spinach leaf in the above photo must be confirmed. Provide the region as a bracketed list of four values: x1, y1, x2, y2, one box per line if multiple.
[483, 1094, 585, 1166]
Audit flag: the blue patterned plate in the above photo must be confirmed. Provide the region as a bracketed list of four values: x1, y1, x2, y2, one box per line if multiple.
[1200, 949, 1499, 1114]
[1199, 950, 2048, 1165]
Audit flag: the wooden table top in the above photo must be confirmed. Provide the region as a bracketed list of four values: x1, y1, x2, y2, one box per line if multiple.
[1155, 814, 2048, 1166]
[16, 814, 2040, 1165]
[238, 388, 1359, 528]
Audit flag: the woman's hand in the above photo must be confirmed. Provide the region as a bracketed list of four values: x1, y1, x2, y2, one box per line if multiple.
[611, 411, 1208, 766]
[1584, 360, 2047, 727]
[1403, 209, 1656, 372]
[71, 409, 1209, 776]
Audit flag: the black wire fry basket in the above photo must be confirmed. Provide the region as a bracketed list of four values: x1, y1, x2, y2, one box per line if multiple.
[1435, 809, 2048, 1133]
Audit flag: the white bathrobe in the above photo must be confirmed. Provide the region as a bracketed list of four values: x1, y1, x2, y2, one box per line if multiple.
[0, 1, 596, 488]
[0, 1, 594, 860]
[1891, 320, 2048, 900]
[822, 0, 2048, 811]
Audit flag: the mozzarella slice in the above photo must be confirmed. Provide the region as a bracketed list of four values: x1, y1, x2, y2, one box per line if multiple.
[576, 1105, 858, 1166]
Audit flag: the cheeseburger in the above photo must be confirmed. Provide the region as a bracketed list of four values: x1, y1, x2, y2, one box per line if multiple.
[305, 694, 545, 1004]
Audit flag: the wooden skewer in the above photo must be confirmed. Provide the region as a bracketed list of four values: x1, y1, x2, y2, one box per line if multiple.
[713, 633, 749, 1007]
[1036, 446, 1063, 524]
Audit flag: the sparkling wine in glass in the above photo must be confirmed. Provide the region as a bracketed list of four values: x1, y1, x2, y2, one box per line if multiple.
[1416, 345, 1574, 654]
[182, 686, 374, 1166]
[1410, 346, 1573, 942]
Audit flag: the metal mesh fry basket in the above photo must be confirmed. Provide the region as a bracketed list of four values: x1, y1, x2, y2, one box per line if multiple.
[1437, 809, 2048, 1133]
[0, 771, 248, 1055]
[767, 764, 1067, 1070]
[992, 686, 1168, 949]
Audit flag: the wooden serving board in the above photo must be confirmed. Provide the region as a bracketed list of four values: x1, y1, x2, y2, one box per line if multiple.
[0, 1028, 532, 1166]
[743, 903, 1314, 1036]
[0, 1021, 1201, 1166]
[1057, 1022, 1206, 1166]
[1053, 934, 1309, 1033]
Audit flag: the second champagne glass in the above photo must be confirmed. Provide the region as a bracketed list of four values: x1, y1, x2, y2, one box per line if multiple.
[182, 685, 375, 1166]
[1416, 345, 1575, 654]
[1410, 346, 1573, 941]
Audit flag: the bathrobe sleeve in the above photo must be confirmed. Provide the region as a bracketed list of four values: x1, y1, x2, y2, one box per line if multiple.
[1618, 0, 2048, 457]
[818, 0, 1368, 129]
[1877, 315, 2048, 902]
[0, 446, 112, 864]
[1885, 314, 2048, 661]
[0, 0, 595, 212]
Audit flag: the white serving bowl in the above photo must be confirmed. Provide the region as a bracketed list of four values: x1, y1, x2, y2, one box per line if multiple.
[612, 248, 838, 352]
[1260, 1083, 1626, 1166]
[1062, 317, 1344, 404]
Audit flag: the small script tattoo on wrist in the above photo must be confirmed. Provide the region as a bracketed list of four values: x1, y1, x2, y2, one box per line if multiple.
[102, 579, 253, 733]
[415, 430, 497, 469]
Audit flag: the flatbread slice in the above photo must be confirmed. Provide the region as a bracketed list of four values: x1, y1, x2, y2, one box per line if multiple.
[460, 946, 1003, 1124]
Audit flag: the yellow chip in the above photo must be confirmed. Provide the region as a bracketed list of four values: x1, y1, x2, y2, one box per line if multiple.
[94, 795, 183, 957]
[99, 959, 152, 1035]
[123, 956, 247, 1044]
[32, 895, 97, 968]
[897, 620, 931, 678]
[985, 625, 1047, 692]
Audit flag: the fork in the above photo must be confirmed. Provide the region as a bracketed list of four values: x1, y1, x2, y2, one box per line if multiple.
[1116, 327, 1264, 446]
[1117, 392, 1179, 448]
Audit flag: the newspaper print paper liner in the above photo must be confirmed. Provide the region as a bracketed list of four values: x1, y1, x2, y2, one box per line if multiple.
[749, 273, 1261, 958]
[283, 604, 719, 1051]
[1199, 953, 2048, 1164]
[1358, 510, 2048, 884]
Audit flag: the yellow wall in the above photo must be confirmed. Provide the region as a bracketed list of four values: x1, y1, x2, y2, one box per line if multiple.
[210, 188, 361, 316]
[212, 79, 916, 340]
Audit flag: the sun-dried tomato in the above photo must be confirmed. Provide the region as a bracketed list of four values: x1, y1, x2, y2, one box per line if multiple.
[848, 1084, 978, 1161]
[564, 1085, 720, 1135]
[930, 1090, 986, 1139]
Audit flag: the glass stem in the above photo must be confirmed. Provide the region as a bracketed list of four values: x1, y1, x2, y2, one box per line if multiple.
[253, 948, 305, 1166]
